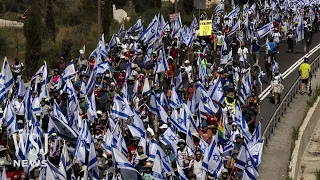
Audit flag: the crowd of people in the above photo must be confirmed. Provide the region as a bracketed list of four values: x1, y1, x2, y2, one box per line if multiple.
[0, 0, 318, 179]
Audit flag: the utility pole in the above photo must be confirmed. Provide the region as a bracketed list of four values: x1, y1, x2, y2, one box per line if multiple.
[97, 0, 101, 39]
[174, 0, 178, 13]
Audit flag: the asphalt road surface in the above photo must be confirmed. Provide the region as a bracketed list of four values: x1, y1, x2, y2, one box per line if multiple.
[252, 32, 320, 132]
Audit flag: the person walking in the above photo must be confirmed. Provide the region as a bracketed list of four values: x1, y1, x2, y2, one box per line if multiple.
[299, 57, 311, 94]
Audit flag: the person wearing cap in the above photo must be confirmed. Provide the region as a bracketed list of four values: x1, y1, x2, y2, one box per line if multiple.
[299, 57, 312, 95]
[177, 139, 193, 177]
[184, 60, 193, 83]
[142, 162, 152, 179]
[219, 168, 229, 180]
[134, 154, 148, 174]
[13, 96, 25, 121]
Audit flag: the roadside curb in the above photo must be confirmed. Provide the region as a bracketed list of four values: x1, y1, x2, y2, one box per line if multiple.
[288, 95, 320, 179]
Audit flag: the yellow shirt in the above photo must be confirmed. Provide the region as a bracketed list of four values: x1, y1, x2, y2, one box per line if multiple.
[299, 63, 311, 79]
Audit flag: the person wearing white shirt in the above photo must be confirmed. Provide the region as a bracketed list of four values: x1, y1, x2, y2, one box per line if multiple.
[237, 44, 249, 67]
[272, 29, 281, 53]
[13, 96, 25, 120]
[188, 150, 203, 180]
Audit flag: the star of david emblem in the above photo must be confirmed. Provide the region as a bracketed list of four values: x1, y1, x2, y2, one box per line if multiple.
[212, 153, 220, 163]
[218, 86, 223, 92]
[177, 118, 184, 124]
[246, 158, 253, 168]
[203, 97, 209, 103]
[157, 106, 162, 112]
[168, 135, 176, 141]
[151, 29, 155, 34]
[157, 57, 162, 63]
[121, 103, 127, 111]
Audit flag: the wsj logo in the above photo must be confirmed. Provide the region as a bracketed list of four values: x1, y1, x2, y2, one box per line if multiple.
[12, 134, 49, 167]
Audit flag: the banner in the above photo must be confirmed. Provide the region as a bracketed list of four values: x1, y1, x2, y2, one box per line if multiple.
[199, 20, 212, 36]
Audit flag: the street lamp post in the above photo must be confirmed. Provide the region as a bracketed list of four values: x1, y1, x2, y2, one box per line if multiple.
[97, 0, 101, 39]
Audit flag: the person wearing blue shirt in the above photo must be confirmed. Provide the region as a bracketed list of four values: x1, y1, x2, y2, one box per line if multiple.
[250, 37, 260, 65]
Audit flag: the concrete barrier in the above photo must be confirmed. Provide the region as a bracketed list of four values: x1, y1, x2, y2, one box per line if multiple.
[0, 19, 24, 28]
[288, 96, 320, 179]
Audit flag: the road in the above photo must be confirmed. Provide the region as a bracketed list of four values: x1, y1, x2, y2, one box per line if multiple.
[251, 32, 320, 133]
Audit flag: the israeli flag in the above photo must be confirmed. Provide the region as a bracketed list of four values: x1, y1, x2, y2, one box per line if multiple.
[58, 143, 68, 179]
[16, 77, 26, 98]
[88, 141, 99, 180]
[197, 56, 207, 84]
[257, 22, 274, 38]
[4, 101, 18, 136]
[239, 70, 252, 104]
[202, 135, 223, 177]
[227, 19, 240, 38]
[142, 77, 151, 95]
[151, 155, 163, 180]
[62, 60, 76, 80]
[215, 1, 225, 15]
[170, 109, 187, 134]
[171, 13, 182, 38]
[149, 139, 174, 174]
[46, 161, 68, 180]
[174, 71, 183, 89]
[190, 15, 198, 31]
[86, 93, 97, 124]
[160, 126, 179, 152]
[209, 75, 224, 104]
[111, 93, 134, 120]
[112, 148, 143, 180]
[154, 48, 169, 73]
[156, 99, 168, 124]
[234, 103, 253, 141]
[143, 15, 158, 44]
[296, 15, 304, 43]
[169, 87, 182, 109]
[52, 99, 68, 124]
[0, 57, 14, 100]
[235, 142, 259, 180]
[126, 16, 143, 35]
[85, 71, 95, 95]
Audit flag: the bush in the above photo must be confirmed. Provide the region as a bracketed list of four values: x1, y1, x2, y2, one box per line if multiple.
[0, 29, 9, 57]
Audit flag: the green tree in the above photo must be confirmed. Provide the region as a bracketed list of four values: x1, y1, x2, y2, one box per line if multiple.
[24, 1, 42, 76]
[61, 39, 73, 61]
[183, 0, 194, 13]
[155, 0, 161, 8]
[102, 0, 112, 36]
[45, 0, 56, 42]
[134, 0, 155, 13]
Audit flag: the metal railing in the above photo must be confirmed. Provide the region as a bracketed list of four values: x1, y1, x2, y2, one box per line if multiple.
[262, 54, 320, 146]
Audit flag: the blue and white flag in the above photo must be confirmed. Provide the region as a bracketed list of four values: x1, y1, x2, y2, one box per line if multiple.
[174, 71, 183, 89]
[39, 61, 49, 99]
[239, 70, 252, 104]
[142, 77, 151, 96]
[88, 141, 99, 180]
[209, 75, 224, 104]
[258, 70, 265, 92]
[160, 126, 179, 152]
[199, 138, 208, 155]
[149, 139, 173, 174]
[186, 124, 195, 154]
[180, 26, 194, 47]
[296, 15, 304, 43]
[4, 101, 18, 136]
[151, 155, 163, 180]
[215, 1, 225, 14]
[169, 87, 182, 109]
[46, 161, 67, 180]
[52, 100, 68, 124]
[177, 163, 188, 180]
[235, 142, 259, 180]
[143, 15, 158, 44]
[257, 22, 274, 38]
[190, 15, 198, 31]
[58, 143, 68, 179]
[0, 57, 14, 100]
[156, 99, 168, 124]
[234, 103, 253, 141]
[227, 20, 240, 37]
[85, 71, 95, 95]
[202, 135, 223, 177]
[111, 93, 134, 120]
[170, 109, 187, 134]
[117, 24, 125, 37]
[51, 115, 79, 142]
[86, 93, 97, 124]
[112, 148, 143, 180]
[61, 60, 76, 80]
[16, 77, 26, 98]
[171, 13, 182, 38]
[154, 48, 169, 73]
[126, 16, 143, 35]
